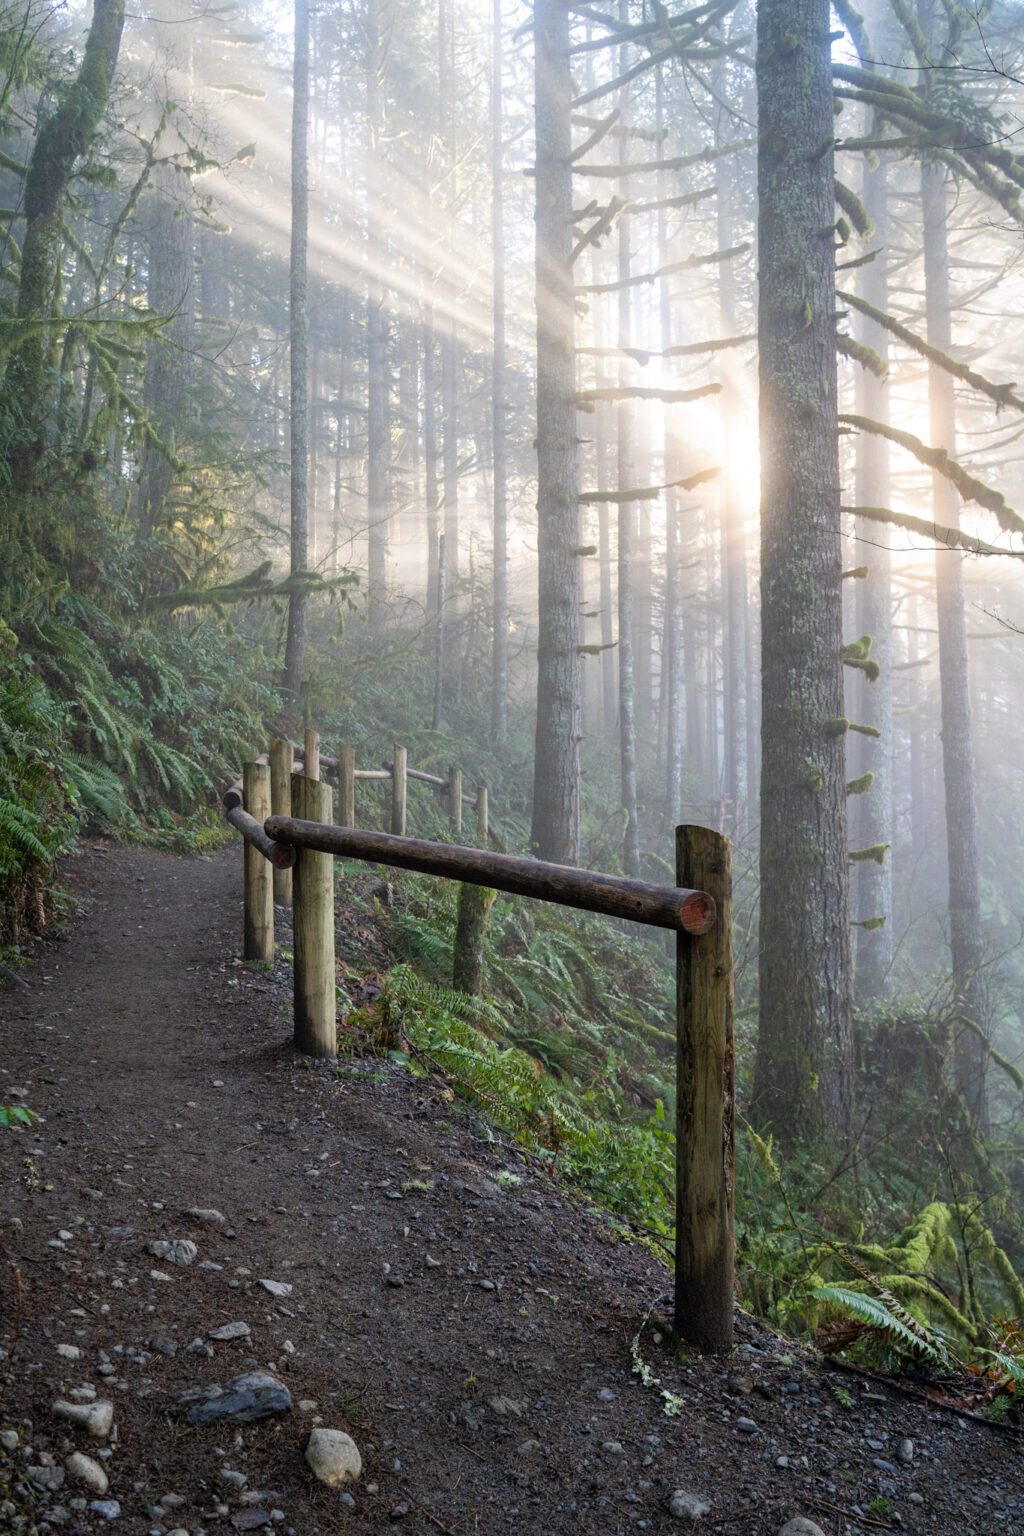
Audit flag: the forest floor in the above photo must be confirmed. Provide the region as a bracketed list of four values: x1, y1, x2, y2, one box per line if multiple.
[0, 846, 1021, 1536]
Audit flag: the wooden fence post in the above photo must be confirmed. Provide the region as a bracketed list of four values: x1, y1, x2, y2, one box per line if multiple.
[674, 824, 734, 1355]
[242, 761, 274, 963]
[269, 737, 294, 907]
[391, 744, 407, 836]
[291, 773, 336, 1058]
[339, 745, 356, 827]
[304, 727, 320, 782]
[475, 784, 489, 843]
[449, 765, 462, 836]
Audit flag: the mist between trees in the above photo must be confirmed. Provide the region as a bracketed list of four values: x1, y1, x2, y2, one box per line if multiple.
[3, 0, 1024, 1359]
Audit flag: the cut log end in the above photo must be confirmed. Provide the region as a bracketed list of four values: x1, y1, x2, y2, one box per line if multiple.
[679, 889, 717, 936]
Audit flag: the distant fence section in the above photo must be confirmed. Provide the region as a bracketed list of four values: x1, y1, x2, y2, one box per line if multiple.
[222, 729, 735, 1357]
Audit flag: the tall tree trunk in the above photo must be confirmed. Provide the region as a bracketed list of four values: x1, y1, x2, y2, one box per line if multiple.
[921, 151, 988, 1127]
[615, 7, 640, 877]
[4, 0, 126, 504]
[438, 0, 459, 598]
[490, 0, 509, 745]
[751, 0, 854, 1146]
[530, 0, 581, 864]
[715, 87, 749, 834]
[423, 311, 440, 616]
[138, 1, 195, 542]
[853, 144, 894, 1002]
[365, 0, 389, 621]
[282, 0, 311, 706]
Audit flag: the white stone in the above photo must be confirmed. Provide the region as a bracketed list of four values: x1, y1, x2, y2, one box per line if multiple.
[57, 1344, 82, 1360]
[66, 1452, 109, 1494]
[0, 1429, 19, 1451]
[304, 1428, 362, 1487]
[52, 1399, 115, 1439]
[779, 1521, 826, 1536]
[147, 1239, 198, 1267]
[185, 1208, 226, 1227]
[258, 1279, 293, 1298]
[668, 1490, 711, 1521]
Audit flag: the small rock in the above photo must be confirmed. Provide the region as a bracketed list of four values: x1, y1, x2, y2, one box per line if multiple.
[258, 1280, 293, 1298]
[897, 1437, 914, 1464]
[0, 1429, 19, 1451]
[597, 1387, 617, 1403]
[209, 1323, 252, 1342]
[339, 1491, 356, 1511]
[478, 1279, 496, 1291]
[185, 1208, 226, 1227]
[488, 1395, 524, 1417]
[602, 1440, 624, 1456]
[56, 1344, 81, 1361]
[231, 1509, 271, 1530]
[147, 1239, 198, 1267]
[66, 1452, 108, 1494]
[736, 1417, 757, 1434]
[89, 1499, 122, 1519]
[29, 1464, 66, 1492]
[778, 1521, 826, 1536]
[517, 1440, 540, 1457]
[305, 1428, 362, 1487]
[183, 1372, 292, 1427]
[52, 1399, 115, 1439]
[909, 1492, 924, 1505]
[221, 1469, 248, 1488]
[667, 1490, 711, 1521]
[389, 1504, 410, 1521]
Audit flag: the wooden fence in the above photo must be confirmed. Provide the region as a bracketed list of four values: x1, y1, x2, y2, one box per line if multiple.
[223, 731, 734, 1357]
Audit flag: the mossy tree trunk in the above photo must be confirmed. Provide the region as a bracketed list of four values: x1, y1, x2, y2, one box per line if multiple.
[453, 883, 497, 996]
[530, 0, 581, 865]
[4, 0, 126, 500]
[751, 0, 854, 1147]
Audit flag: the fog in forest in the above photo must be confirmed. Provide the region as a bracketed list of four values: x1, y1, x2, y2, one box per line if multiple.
[4, 0, 1024, 1399]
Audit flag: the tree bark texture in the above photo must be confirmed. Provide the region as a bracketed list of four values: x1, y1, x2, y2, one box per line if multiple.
[752, 0, 854, 1146]
[530, 0, 582, 866]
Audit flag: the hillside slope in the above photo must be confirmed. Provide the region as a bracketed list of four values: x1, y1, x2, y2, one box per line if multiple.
[0, 847, 1020, 1536]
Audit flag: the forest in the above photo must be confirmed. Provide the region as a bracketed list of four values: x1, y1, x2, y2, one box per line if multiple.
[3, 0, 1024, 1462]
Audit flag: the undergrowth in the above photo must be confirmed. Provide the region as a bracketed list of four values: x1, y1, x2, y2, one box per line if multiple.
[340, 868, 1024, 1406]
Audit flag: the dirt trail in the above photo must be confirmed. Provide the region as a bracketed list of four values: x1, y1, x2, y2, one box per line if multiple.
[1, 845, 1021, 1536]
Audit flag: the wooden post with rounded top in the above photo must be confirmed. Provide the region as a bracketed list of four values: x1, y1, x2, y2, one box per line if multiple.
[674, 824, 734, 1355]
[391, 744, 407, 836]
[242, 761, 274, 963]
[475, 784, 489, 843]
[339, 745, 356, 826]
[304, 727, 320, 782]
[268, 737, 294, 906]
[291, 773, 336, 1058]
[449, 765, 462, 836]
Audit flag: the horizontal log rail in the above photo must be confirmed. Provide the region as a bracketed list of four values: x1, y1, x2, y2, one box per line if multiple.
[223, 737, 734, 1356]
[263, 817, 716, 935]
[225, 805, 297, 870]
